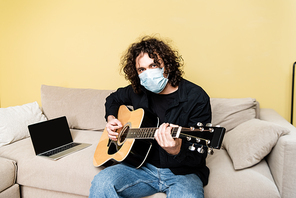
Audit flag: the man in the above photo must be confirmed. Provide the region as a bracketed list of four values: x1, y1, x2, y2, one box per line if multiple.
[89, 36, 212, 198]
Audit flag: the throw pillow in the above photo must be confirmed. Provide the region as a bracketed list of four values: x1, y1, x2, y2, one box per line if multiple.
[0, 102, 47, 147]
[223, 119, 289, 170]
[41, 85, 114, 131]
[210, 98, 258, 132]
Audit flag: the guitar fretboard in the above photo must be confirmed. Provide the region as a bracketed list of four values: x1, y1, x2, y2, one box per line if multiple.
[125, 127, 181, 139]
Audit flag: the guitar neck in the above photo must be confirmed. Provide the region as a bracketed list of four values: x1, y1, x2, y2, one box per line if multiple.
[126, 127, 182, 139]
[123, 125, 225, 150]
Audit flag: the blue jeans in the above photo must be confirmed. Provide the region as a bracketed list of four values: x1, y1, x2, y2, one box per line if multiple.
[89, 163, 204, 198]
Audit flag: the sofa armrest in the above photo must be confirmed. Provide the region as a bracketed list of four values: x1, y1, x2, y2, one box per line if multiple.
[0, 157, 18, 194]
[259, 108, 296, 198]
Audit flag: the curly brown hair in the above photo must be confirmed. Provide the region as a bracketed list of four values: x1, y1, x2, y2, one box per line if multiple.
[120, 36, 184, 94]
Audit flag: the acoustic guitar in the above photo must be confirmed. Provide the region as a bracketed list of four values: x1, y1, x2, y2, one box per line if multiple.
[93, 105, 225, 168]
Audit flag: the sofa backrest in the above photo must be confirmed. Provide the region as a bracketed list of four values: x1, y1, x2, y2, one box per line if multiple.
[41, 85, 259, 132]
[41, 85, 114, 131]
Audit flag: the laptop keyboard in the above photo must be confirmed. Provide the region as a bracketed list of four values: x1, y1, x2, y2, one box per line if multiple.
[42, 142, 80, 156]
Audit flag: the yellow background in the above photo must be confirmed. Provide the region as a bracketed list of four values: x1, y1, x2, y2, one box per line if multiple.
[1, 0, 296, 122]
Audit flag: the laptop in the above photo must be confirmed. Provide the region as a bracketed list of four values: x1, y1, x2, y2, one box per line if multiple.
[28, 116, 91, 160]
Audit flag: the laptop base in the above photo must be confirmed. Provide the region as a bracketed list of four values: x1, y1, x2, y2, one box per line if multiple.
[39, 143, 91, 160]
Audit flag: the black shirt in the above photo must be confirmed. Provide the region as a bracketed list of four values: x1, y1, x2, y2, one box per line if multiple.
[146, 90, 179, 167]
[105, 78, 212, 186]
[150, 90, 178, 124]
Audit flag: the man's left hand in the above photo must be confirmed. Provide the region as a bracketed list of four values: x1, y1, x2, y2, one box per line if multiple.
[154, 123, 182, 155]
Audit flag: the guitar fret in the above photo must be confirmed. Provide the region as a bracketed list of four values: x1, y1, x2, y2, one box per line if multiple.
[145, 128, 148, 137]
[139, 128, 143, 138]
[143, 128, 147, 138]
[142, 128, 146, 138]
[141, 128, 145, 138]
[149, 128, 153, 138]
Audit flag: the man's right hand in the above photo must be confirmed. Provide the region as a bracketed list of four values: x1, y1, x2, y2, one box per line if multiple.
[106, 115, 122, 141]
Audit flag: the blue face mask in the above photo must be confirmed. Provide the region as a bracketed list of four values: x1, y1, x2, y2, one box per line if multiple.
[139, 67, 169, 93]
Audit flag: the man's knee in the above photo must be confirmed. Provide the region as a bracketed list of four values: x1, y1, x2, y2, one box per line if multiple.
[91, 168, 116, 187]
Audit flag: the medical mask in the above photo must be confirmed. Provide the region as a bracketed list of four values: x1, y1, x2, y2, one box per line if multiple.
[139, 67, 169, 93]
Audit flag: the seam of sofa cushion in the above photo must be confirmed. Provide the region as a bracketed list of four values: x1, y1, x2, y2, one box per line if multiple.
[13, 160, 18, 185]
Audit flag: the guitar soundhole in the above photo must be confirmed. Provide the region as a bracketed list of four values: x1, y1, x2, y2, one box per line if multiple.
[118, 125, 130, 146]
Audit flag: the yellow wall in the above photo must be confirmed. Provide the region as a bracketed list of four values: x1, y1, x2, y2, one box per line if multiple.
[1, 0, 296, 122]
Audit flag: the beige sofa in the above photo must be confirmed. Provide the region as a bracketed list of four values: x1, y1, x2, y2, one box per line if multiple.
[0, 84, 295, 198]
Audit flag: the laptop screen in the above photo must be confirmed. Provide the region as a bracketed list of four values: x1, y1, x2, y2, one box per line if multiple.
[28, 116, 73, 155]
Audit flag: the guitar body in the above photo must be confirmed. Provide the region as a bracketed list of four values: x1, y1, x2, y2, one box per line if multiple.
[93, 105, 159, 168]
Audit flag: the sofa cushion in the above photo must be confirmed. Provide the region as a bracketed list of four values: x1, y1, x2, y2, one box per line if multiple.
[41, 85, 114, 130]
[205, 149, 280, 198]
[0, 102, 47, 147]
[223, 119, 289, 170]
[0, 157, 17, 193]
[0, 184, 20, 198]
[20, 186, 86, 198]
[0, 129, 103, 197]
[210, 98, 257, 131]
